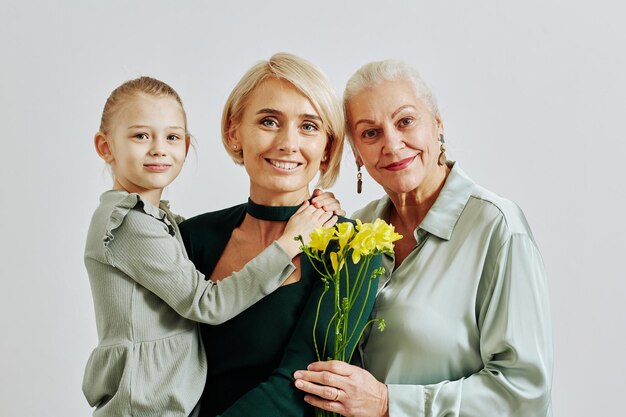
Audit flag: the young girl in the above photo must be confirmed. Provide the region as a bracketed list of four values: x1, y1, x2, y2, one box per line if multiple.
[82, 76, 339, 417]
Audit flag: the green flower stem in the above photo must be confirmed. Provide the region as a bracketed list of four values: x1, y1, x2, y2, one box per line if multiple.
[346, 270, 375, 354]
[312, 282, 330, 361]
[347, 318, 381, 364]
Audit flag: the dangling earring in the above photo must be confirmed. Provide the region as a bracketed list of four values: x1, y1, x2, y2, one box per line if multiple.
[438, 134, 447, 166]
[357, 165, 363, 194]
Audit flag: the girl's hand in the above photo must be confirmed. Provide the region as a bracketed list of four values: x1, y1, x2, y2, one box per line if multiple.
[276, 201, 337, 258]
[311, 188, 346, 217]
[293, 360, 389, 417]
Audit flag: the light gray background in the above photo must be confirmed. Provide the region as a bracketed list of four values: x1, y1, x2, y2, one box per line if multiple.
[1, 1, 624, 416]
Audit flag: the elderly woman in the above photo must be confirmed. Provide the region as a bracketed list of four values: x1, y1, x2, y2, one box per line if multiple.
[294, 60, 553, 417]
[179, 53, 382, 417]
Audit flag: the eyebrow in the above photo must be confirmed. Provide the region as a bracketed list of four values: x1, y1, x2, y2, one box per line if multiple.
[353, 105, 418, 128]
[256, 108, 322, 121]
[128, 125, 185, 131]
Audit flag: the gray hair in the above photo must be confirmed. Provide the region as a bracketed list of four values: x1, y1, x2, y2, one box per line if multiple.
[343, 59, 440, 124]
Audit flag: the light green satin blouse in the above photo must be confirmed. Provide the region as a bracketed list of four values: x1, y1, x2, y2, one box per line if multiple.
[355, 163, 552, 417]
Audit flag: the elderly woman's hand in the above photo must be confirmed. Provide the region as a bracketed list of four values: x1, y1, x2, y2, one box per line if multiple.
[294, 360, 389, 417]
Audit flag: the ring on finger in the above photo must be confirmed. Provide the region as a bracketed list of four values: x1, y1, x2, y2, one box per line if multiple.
[333, 389, 341, 402]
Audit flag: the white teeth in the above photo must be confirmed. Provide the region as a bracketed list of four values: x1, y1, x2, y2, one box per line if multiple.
[269, 160, 299, 170]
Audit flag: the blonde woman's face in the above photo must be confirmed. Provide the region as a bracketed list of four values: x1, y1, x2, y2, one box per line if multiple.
[348, 79, 443, 195]
[228, 78, 328, 205]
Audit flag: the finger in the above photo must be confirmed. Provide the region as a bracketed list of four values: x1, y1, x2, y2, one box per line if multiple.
[312, 188, 323, 198]
[323, 215, 338, 228]
[307, 360, 354, 376]
[335, 209, 347, 217]
[294, 379, 342, 401]
[294, 200, 311, 213]
[303, 394, 347, 415]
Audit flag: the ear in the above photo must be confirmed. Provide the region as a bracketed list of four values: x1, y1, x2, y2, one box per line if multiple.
[94, 132, 114, 163]
[185, 133, 191, 156]
[226, 121, 241, 150]
[434, 114, 444, 137]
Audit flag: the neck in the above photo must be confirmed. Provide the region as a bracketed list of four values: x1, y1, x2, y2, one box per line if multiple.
[113, 180, 162, 208]
[249, 186, 310, 207]
[385, 164, 450, 231]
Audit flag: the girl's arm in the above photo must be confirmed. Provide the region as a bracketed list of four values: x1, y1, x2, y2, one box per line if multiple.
[105, 206, 295, 324]
[219, 239, 383, 417]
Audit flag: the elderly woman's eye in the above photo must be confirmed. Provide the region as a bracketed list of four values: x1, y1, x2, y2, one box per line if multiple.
[362, 129, 379, 139]
[398, 117, 413, 127]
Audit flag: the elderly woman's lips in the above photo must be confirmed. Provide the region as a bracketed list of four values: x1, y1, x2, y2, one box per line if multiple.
[383, 156, 415, 171]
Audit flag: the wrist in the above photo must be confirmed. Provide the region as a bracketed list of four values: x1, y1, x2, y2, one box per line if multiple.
[379, 382, 389, 417]
[276, 236, 301, 258]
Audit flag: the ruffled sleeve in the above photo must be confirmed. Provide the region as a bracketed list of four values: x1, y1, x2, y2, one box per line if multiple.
[102, 192, 295, 325]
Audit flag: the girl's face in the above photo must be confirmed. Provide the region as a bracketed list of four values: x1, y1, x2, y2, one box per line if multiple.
[229, 78, 328, 205]
[96, 94, 189, 206]
[347, 79, 444, 196]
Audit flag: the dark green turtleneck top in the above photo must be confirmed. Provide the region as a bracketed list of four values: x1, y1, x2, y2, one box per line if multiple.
[179, 200, 381, 417]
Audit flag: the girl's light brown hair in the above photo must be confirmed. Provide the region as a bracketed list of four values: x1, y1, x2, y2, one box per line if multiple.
[99, 76, 188, 134]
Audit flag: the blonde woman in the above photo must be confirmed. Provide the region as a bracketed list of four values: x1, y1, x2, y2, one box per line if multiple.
[180, 53, 381, 416]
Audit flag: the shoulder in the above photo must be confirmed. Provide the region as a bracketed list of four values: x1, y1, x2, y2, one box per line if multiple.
[351, 196, 389, 223]
[465, 185, 533, 239]
[179, 203, 247, 239]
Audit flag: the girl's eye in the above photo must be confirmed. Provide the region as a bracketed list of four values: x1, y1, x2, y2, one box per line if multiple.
[361, 129, 379, 139]
[302, 122, 319, 133]
[167, 134, 181, 141]
[134, 133, 149, 140]
[260, 118, 278, 128]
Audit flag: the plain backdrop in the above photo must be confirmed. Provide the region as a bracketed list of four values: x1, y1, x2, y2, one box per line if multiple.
[1, 1, 624, 416]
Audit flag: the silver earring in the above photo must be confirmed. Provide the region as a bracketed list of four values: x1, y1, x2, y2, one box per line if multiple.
[233, 144, 238, 151]
[438, 134, 447, 166]
[357, 165, 363, 194]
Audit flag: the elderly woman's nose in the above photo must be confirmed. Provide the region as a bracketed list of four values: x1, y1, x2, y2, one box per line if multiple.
[381, 128, 405, 153]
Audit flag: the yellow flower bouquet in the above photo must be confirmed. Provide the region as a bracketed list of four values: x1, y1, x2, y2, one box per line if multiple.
[297, 219, 402, 417]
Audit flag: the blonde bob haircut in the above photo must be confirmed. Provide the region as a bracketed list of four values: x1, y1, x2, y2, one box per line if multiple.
[221, 52, 345, 189]
[343, 59, 440, 148]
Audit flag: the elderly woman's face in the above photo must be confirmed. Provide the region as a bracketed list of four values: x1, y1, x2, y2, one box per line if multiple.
[228, 78, 328, 203]
[348, 79, 443, 195]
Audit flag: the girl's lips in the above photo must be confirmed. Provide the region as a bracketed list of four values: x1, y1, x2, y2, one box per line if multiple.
[382, 156, 416, 171]
[144, 164, 171, 172]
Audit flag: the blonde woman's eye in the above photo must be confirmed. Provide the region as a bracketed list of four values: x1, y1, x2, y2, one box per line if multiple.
[167, 134, 180, 141]
[134, 133, 149, 140]
[260, 118, 278, 128]
[302, 122, 319, 132]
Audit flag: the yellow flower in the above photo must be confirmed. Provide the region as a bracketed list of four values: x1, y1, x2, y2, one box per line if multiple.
[349, 220, 378, 263]
[330, 251, 345, 273]
[335, 222, 355, 250]
[371, 218, 403, 251]
[308, 226, 336, 253]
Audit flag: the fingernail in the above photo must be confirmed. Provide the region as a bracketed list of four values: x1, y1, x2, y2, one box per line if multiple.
[295, 380, 303, 388]
[294, 371, 302, 379]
